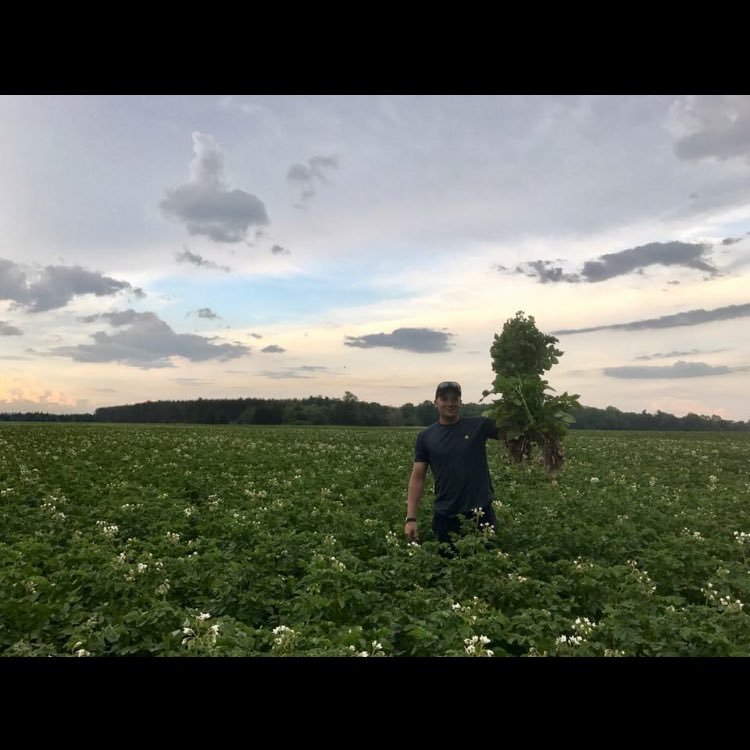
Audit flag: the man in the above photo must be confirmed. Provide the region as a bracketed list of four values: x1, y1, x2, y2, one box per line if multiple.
[404, 381, 503, 551]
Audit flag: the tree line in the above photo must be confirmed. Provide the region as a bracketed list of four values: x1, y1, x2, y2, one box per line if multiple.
[0, 394, 747, 430]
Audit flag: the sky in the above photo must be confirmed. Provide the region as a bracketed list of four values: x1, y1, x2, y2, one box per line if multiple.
[1, 94, 750, 419]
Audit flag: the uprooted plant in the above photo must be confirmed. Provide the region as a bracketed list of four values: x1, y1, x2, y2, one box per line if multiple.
[481, 311, 580, 480]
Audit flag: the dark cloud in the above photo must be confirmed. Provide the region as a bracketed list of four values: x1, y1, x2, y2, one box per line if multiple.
[1, 257, 142, 313]
[0, 258, 27, 302]
[0, 320, 23, 336]
[105, 310, 145, 326]
[182, 308, 221, 321]
[344, 327, 454, 353]
[674, 96, 750, 162]
[581, 242, 718, 282]
[162, 184, 268, 243]
[260, 365, 327, 379]
[48, 310, 251, 369]
[287, 154, 338, 204]
[603, 361, 737, 379]
[634, 349, 720, 361]
[271, 244, 291, 255]
[261, 345, 286, 353]
[176, 248, 231, 272]
[552, 302, 750, 335]
[722, 237, 743, 246]
[160, 132, 269, 243]
[513, 260, 580, 284]
[80, 310, 143, 327]
[511, 242, 718, 285]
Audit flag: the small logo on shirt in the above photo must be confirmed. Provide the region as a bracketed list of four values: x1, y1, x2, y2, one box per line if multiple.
[464, 434, 470, 439]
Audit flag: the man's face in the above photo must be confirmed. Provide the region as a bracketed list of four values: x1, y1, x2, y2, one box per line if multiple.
[435, 392, 461, 422]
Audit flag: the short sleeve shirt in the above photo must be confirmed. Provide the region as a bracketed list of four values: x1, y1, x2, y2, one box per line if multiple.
[414, 416, 499, 517]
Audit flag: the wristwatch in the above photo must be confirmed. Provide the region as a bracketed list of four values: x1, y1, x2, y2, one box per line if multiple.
[405, 517, 417, 523]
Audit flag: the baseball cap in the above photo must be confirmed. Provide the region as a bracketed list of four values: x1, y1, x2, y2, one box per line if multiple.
[435, 381, 462, 398]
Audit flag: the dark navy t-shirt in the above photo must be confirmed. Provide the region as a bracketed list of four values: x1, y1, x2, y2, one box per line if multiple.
[414, 416, 500, 517]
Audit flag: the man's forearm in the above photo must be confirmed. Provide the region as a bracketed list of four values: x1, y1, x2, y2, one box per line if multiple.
[407, 479, 425, 518]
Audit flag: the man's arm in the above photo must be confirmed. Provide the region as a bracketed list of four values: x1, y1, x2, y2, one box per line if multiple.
[405, 461, 428, 541]
[484, 416, 505, 441]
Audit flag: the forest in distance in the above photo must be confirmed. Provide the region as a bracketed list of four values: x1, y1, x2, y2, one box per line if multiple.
[1, 394, 748, 431]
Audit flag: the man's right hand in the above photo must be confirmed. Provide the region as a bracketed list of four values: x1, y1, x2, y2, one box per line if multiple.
[405, 520, 418, 541]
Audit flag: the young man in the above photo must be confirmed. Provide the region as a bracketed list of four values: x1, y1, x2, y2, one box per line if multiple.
[404, 381, 503, 550]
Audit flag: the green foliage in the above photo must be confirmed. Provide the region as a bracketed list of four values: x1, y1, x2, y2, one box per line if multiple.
[483, 311, 580, 474]
[2, 424, 750, 656]
[569, 405, 749, 432]
[489, 310, 563, 377]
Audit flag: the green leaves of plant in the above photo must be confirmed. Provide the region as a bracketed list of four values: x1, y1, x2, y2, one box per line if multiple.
[485, 312, 580, 473]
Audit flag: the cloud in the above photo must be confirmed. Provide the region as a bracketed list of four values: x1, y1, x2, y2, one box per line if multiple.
[723, 249, 750, 272]
[0, 258, 27, 302]
[48, 309, 251, 369]
[80, 310, 143, 326]
[722, 237, 744, 246]
[261, 345, 286, 353]
[0, 320, 22, 336]
[0, 385, 80, 412]
[1, 257, 143, 313]
[634, 349, 724, 361]
[175, 248, 230, 272]
[249, 332, 263, 339]
[287, 154, 338, 204]
[271, 244, 291, 255]
[552, 302, 750, 335]
[344, 327, 454, 353]
[160, 132, 269, 243]
[260, 365, 327, 379]
[673, 95, 750, 162]
[512, 260, 580, 284]
[580, 242, 718, 282]
[603, 361, 739, 379]
[180, 308, 222, 321]
[510, 242, 718, 284]
[0, 397, 77, 412]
